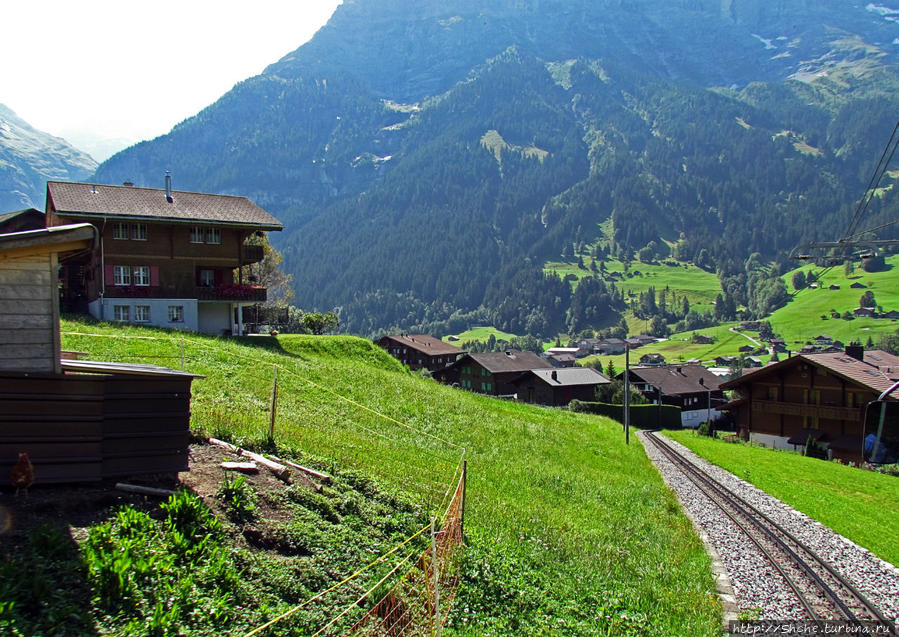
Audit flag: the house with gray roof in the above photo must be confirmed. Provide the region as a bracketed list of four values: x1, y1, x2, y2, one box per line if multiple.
[511, 367, 611, 406]
[621, 364, 726, 428]
[437, 349, 552, 396]
[45, 178, 282, 335]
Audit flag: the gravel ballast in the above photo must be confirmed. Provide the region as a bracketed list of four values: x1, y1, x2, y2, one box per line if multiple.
[639, 431, 899, 624]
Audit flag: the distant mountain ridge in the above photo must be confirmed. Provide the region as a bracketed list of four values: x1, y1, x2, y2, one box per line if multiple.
[0, 104, 97, 211]
[92, 0, 899, 334]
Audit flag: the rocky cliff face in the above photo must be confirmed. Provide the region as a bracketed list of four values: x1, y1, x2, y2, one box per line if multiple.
[0, 105, 97, 211]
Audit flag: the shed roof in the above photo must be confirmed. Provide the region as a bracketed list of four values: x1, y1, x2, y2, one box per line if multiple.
[515, 367, 611, 387]
[47, 181, 283, 230]
[61, 359, 204, 378]
[0, 223, 96, 258]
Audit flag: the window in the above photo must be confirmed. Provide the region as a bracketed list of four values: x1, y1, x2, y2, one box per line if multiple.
[205, 227, 221, 244]
[199, 269, 215, 287]
[113, 265, 131, 286]
[486, 383, 491, 392]
[190, 225, 221, 244]
[114, 305, 130, 321]
[168, 306, 184, 323]
[113, 223, 129, 240]
[134, 305, 150, 322]
[133, 266, 150, 286]
[131, 223, 147, 241]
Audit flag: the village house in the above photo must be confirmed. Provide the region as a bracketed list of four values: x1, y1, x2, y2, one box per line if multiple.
[639, 352, 667, 366]
[621, 364, 726, 428]
[374, 334, 464, 372]
[45, 179, 283, 336]
[720, 346, 899, 463]
[511, 367, 611, 406]
[437, 349, 552, 396]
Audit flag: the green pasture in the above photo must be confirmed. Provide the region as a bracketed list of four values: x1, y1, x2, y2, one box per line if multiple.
[579, 322, 768, 373]
[57, 317, 721, 635]
[665, 430, 899, 566]
[771, 256, 899, 346]
[544, 256, 720, 312]
[445, 325, 518, 344]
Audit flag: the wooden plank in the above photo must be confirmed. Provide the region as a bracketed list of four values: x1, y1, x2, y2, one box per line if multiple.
[116, 483, 176, 497]
[0, 284, 52, 301]
[0, 343, 54, 359]
[0, 300, 52, 315]
[0, 329, 54, 345]
[0, 314, 52, 329]
[0, 267, 50, 286]
[0, 357, 55, 373]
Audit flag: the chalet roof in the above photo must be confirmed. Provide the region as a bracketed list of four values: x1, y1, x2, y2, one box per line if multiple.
[626, 364, 723, 396]
[47, 181, 283, 230]
[379, 334, 464, 356]
[513, 367, 611, 387]
[721, 350, 899, 397]
[463, 350, 552, 374]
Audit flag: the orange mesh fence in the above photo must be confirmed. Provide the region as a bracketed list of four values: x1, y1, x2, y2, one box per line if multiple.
[346, 460, 466, 636]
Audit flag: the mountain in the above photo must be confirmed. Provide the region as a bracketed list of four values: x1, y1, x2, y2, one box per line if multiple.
[93, 0, 899, 335]
[0, 105, 97, 211]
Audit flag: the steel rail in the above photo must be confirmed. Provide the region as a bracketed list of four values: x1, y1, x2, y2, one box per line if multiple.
[645, 432, 897, 633]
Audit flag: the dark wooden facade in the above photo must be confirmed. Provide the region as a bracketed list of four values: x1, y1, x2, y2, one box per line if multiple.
[375, 334, 464, 372]
[0, 366, 199, 484]
[511, 368, 610, 406]
[721, 351, 899, 463]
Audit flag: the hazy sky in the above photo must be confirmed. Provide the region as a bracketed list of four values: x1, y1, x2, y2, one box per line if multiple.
[1, 1, 341, 160]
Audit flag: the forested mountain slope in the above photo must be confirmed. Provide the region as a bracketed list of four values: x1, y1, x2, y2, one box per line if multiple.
[93, 0, 899, 334]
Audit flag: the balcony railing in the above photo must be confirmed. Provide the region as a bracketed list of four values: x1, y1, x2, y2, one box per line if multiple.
[242, 244, 265, 264]
[751, 399, 862, 422]
[108, 284, 267, 303]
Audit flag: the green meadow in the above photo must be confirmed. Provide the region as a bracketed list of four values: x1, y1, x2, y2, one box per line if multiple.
[666, 431, 899, 566]
[444, 325, 519, 344]
[52, 317, 721, 636]
[773, 255, 899, 346]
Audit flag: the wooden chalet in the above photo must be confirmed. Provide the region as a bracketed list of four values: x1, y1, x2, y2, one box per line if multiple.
[45, 178, 283, 335]
[621, 364, 725, 428]
[438, 350, 552, 396]
[375, 334, 464, 372]
[0, 208, 45, 234]
[0, 224, 203, 484]
[511, 367, 611, 406]
[720, 347, 899, 463]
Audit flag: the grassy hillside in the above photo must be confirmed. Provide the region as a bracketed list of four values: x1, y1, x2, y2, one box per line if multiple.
[545, 256, 720, 315]
[443, 326, 519, 345]
[773, 255, 899, 346]
[55, 317, 721, 635]
[666, 431, 899, 566]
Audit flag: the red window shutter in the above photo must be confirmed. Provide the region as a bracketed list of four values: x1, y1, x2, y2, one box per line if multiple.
[150, 266, 160, 287]
[105, 265, 114, 285]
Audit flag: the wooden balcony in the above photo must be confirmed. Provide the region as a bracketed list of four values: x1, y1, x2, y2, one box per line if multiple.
[241, 244, 264, 264]
[107, 284, 267, 303]
[751, 399, 862, 422]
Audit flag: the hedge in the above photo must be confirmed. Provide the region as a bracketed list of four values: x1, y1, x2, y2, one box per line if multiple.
[569, 400, 682, 429]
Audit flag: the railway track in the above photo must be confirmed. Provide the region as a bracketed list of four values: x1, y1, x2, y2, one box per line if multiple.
[643, 431, 897, 633]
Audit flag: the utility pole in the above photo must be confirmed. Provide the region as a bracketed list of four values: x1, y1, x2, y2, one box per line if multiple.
[624, 342, 630, 445]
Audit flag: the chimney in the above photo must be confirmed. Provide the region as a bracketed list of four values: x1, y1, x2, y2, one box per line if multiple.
[165, 173, 173, 203]
[123, 181, 134, 187]
[551, 370, 558, 382]
[845, 343, 864, 361]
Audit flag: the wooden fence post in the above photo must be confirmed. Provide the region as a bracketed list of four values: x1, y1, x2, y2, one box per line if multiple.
[268, 364, 278, 441]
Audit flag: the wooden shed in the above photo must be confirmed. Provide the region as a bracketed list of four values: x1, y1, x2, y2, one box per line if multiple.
[0, 223, 96, 374]
[0, 224, 202, 484]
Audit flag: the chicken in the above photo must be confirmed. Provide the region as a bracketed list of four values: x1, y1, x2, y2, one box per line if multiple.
[10, 452, 34, 496]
